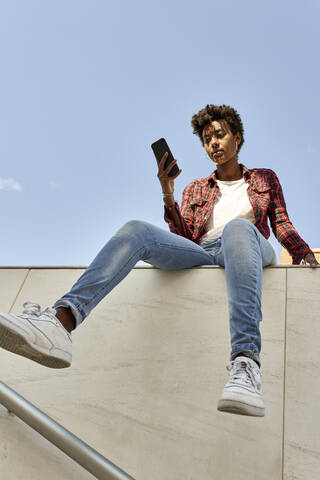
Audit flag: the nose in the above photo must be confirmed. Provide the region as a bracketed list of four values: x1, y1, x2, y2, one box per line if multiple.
[210, 137, 219, 148]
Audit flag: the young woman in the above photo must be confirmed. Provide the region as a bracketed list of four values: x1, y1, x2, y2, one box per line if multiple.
[0, 104, 318, 417]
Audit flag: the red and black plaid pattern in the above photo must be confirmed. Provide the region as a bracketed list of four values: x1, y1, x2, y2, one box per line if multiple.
[164, 163, 312, 264]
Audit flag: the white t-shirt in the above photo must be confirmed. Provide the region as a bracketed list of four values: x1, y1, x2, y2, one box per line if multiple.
[199, 177, 255, 247]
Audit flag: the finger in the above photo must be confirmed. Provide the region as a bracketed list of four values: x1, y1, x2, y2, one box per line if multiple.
[158, 152, 169, 168]
[164, 159, 177, 173]
[306, 259, 317, 268]
[171, 168, 182, 180]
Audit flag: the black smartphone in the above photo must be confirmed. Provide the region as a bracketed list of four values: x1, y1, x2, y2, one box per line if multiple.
[151, 138, 180, 177]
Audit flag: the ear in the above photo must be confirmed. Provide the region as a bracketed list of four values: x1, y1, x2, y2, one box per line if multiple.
[235, 132, 242, 145]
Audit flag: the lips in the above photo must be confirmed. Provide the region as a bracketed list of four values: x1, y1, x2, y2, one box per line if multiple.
[213, 150, 223, 157]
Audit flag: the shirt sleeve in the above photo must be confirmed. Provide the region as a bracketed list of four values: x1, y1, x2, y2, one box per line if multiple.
[267, 170, 313, 264]
[163, 181, 196, 240]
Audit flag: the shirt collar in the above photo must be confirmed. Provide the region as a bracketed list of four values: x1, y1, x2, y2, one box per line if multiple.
[207, 163, 251, 187]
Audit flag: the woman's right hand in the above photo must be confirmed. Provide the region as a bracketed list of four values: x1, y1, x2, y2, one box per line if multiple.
[157, 152, 182, 193]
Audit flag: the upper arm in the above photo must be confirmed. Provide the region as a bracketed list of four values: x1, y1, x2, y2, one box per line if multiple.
[267, 169, 289, 224]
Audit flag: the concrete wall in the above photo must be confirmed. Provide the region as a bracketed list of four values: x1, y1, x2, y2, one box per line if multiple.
[0, 265, 319, 480]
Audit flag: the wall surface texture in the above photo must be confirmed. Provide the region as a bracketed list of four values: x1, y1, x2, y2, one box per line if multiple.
[0, 265, 319, 480]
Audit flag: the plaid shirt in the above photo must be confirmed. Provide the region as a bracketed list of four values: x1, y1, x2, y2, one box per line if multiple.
[164, 163, 312, 265]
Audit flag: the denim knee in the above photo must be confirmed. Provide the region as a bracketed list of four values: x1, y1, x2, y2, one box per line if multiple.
[222, 218, 255, 238]
[221, 218, 259, 258]
[118, 220, 151, 240]
[121, 219, 149, 233]
[116, 220, 154, 251]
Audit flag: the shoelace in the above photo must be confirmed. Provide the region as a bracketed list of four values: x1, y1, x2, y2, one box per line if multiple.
[227, 359, 260, 388]
[21, 302, 59, 325]
[20, 301, 71, 339]
[21, 301, 41, 317]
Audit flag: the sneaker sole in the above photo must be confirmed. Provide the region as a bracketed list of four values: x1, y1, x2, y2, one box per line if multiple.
[0, 315, 71, 369]
[217, 398, 265, 417]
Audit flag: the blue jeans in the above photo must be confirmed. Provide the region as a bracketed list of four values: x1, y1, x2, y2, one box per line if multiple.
[54, 218, 277, 367]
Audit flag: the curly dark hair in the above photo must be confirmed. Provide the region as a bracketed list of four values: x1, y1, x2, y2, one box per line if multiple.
[191, 104, 245, 152]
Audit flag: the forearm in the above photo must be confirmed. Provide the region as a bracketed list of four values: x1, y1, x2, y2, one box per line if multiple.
[163, 193, 182, 229]
[162, 182, 195, 240]
[273, 221, 312, 264]
[268, 170, 313, 264]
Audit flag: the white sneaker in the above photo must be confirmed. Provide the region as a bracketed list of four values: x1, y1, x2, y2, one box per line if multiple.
[217, 356, 265, 417]
[0, 302, 72, 368]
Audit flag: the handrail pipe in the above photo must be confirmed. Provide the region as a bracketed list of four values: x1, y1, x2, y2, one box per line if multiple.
[0, 380, 135, 480]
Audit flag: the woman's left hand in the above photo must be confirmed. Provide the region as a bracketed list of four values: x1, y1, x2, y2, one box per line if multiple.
[302, 252, 319, 268]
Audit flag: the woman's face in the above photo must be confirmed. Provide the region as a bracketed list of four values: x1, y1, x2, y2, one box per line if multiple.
[202, 119, 241, 166]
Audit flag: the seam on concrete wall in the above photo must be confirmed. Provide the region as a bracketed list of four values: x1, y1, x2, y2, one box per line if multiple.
[281, 267, 288, 480]
[9, 269, 31, 314]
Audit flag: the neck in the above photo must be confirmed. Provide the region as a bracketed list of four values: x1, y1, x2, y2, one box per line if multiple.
[216, 159, 242, 181]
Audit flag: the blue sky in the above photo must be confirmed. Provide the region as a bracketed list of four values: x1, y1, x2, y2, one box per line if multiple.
[1, 0, 319, 266]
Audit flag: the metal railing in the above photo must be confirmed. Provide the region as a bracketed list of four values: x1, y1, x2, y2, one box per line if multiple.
[0, 380, 135, 480]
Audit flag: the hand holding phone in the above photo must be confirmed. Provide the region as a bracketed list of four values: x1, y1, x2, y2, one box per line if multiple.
[151, 138, 182, 193]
